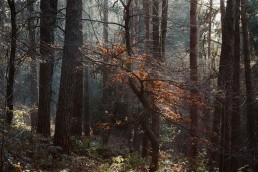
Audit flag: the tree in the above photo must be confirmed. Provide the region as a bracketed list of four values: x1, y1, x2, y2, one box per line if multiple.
[210, 0, 226, 166]
[151, 0, 160, 142]
[241, 0, 258, 169]
[83, 67, 90, 137]
[71, 12, 83, 137]
[6, 0, 17, 125]
[231, 0, 240, 170]
[160, 0, 168, 58]
[142, 0, 151, 158]
[27, 0, 38, 130]
[54, 0, 83, 154]
[102, 0, 109, 105]
[37, 0, 58, 136]
[189, 0, 199, 167]
[207, 0, 212, 60]
[71, 62, 83, 136]
[152, 0, 160, 60]
[213, 0, 236, 171]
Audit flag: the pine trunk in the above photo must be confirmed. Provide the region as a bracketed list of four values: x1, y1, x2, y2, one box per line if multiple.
[54, 0, 83, 154]
[83, 67, 90, 137]
[71, 5, 83, 136]
[217, 1, 235, 171]
[160, 0, 168, 59]
[189, 0, 199, 168]
[142, 0, 150, 158]
[231, 0, 240, 170]
[71, 62, 83, 136]
[6, 0, 17, 125]
[27, 0, 38, 130]
[241, 0, 258, 169]
[37, 0, 57, 136]
[102, 0, 109, 105]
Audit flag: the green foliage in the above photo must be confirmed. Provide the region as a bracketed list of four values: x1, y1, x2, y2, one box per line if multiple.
[38, 156, 54, 168]
[196, 148, 209, 172]
[71, 138, 91, 155]
[13, 109, 30, 129]
[98, 152, 149, 172]
[159, 151, 188, 172]
[160, 122, 180, 147]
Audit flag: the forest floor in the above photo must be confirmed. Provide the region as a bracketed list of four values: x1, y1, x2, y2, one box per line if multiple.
[1, 127, 101, 172]
[1, 123, 149, 172]
[1, 127, 188, 172]
[0, 111, 188, 172]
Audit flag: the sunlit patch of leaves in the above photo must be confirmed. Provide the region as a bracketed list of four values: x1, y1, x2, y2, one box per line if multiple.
[98, 152, 149, 172]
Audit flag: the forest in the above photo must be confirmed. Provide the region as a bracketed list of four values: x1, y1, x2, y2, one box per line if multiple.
[0, 0, 258, 171]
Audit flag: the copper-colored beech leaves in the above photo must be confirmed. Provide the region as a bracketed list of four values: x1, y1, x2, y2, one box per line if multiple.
[92, 36, 205, 126]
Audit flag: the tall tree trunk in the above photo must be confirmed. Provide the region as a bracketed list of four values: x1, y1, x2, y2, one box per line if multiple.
[124, 0, 132, 56]
[83, 67, 90, 137]
[151, 1, 160, 170]
[27, 0, 38, 130]
[151, 0, 160, 138]
[37, 0, 58, 136]
[142, 0, 151, 158]
[6, 0, 17, 125]
[207, 0, 212, 60]
[152, 0, 160, 60]
[102, 0, 109, 105]
[71, 2, 83, 136]
[54, 0, 83, 154]
[71, 62, 83, 136]
[133, 107, 141, 152]
[231, 0, 240, 171]
[144, 0, 150, 54]
[160, 0, 168, 59]
[220, 0, 225, 25]
[209, 0, 225, 168]
[189, 0, 199, 167]
[215, 0, 235, 171]
[241, 0, 258, 169]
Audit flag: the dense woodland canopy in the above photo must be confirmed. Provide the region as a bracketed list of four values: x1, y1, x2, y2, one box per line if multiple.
[0, 0, 258, 171]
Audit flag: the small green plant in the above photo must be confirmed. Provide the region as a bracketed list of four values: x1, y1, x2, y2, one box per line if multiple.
[13, 109, 30, 128]
[71, 138, 91, 155]
[196, 148, 209, 172]
[98, 152, 149, 172]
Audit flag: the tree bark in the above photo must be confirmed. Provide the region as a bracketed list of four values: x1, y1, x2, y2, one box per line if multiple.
[214, 0, 235, 171]
[241, 0, 258, 169]
[37, 0, 58, 136]
[27, 0, 38, 130]
[189, 0, 199, 167]
[152, 0, 160, 60]
[83, 67, 90, 137]
[71, 1, 83, 136]
[144, 0, 150, 54]
[151, 0, 160, 137]
[71, 62, 83, 136]
[231, 0, 240, 170]
[6, 0, 17, 125]
[207, 0, 212, 60]
[54, 0, 83, 154]
[102, 0, 109, 105]
[142, 0, 151, 158]
[210, 0, 225, 167]
[160, 0, 168, 59]
[220, 0, 225, 26]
